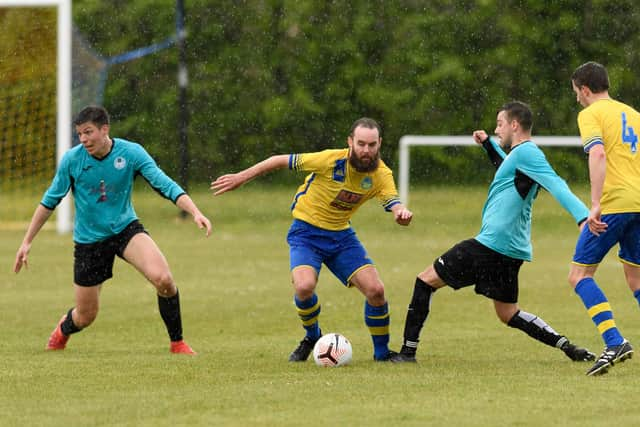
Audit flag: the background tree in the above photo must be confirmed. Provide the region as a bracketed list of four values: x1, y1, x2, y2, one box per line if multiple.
[8, 0, 640, 184]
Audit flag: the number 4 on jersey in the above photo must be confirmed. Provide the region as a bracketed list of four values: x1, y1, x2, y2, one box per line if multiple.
[622, 112, 638, 153]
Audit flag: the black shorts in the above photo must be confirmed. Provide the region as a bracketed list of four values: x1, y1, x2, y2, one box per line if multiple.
[73, 220, 147, 286]
[433, 238, 523, 303]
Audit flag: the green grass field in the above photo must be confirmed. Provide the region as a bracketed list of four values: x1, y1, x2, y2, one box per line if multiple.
[1, 186, 638, 426]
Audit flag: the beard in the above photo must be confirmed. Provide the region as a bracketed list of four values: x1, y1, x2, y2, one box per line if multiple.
[349, 150, 380, 173]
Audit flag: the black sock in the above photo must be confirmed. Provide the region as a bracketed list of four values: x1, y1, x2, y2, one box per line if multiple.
[60, 308, 82, 336]
[158, 289, 183, 342]
[507, 310, 565, 348]
[402, 277, 436, 354]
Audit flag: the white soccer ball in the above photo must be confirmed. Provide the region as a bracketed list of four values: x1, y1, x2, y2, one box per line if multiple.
[312, 333, 353, 367]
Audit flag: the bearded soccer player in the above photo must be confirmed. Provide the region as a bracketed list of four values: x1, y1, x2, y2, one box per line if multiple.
[14, 105, 211, 354]
[569, 61, 637, 376]
[211, 117, 412, 362]
[394, 101, 596, 366]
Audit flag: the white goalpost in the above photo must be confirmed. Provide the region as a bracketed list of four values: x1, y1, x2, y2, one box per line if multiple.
[0, 0, 72, 233]
[398, 135, 582, 205]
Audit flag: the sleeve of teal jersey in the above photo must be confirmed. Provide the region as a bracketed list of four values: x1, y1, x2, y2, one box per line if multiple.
[487, 137, 507, 158]
[133, 144, 185, 202]
[516, 145, 589, 223]
[480, 137, 507, 169]
[40, 150, 73, 210]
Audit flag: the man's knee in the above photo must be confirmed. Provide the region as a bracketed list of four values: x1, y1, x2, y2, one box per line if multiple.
[568, 269, 586, 288]
[358, 280, 385, 305]
[150, 271, 176, 296]
[292, 270, 318, 300]
[418, 265, 445, 289]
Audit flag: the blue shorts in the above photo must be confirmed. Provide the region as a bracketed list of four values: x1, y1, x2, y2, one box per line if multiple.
[573, 213, 640, 266]
[286, 219, 373, 286]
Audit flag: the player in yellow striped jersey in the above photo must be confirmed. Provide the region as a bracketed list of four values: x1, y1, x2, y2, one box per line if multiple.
[212, 118, 412, 362]
[569, 61, 637, 375]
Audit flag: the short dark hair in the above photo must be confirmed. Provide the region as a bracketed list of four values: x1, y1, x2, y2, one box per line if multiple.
[571, 61, 610, 93]
[499, 101, 533, 132]
[350, 117, 381, 137]
[73, 105, 110, 127]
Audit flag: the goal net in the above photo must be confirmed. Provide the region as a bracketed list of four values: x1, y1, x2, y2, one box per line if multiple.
[0, 0, 74, 232]
[1, 0, 176, 232]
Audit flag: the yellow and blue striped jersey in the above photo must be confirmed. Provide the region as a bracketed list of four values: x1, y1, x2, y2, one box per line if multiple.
[578, 98, 640, 214]
[288, 148, 400, 230]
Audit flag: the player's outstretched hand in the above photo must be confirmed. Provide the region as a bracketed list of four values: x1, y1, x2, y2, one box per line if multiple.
[14, 243, 30, 273]
[211, 174, 244, 196]
[394, 207, 413, 226]
[473, 130, 488, 144]
[194, 213, 212, 237]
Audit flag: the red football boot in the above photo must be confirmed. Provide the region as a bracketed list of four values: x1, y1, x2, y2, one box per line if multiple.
[46, 315, 69, 350]
[170, 340, 197, 355]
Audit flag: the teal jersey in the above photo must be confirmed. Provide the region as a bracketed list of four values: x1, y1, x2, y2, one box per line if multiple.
[475, 138, 588, 261]
[41, 138, 185, 244]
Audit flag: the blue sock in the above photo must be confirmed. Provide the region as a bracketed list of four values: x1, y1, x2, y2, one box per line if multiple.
[365, 301, 390, 359]
[294, 294, 321, 341]
[575, 278, 624, 347]
[634, 289, 640, 307]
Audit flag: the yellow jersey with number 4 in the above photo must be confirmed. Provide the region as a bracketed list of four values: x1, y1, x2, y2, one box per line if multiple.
[578, 98, 640, 214]
[288, 148, 400, 230]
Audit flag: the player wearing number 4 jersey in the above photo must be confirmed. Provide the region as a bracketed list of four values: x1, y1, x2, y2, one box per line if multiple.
[569, 62, 638, 376]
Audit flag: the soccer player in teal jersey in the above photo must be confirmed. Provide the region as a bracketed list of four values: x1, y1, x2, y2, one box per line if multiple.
[14, 105, 212, 354]
[394, 101, 595, 365]
[569, 61, 637, 376]
[212, 118, 413, 362]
